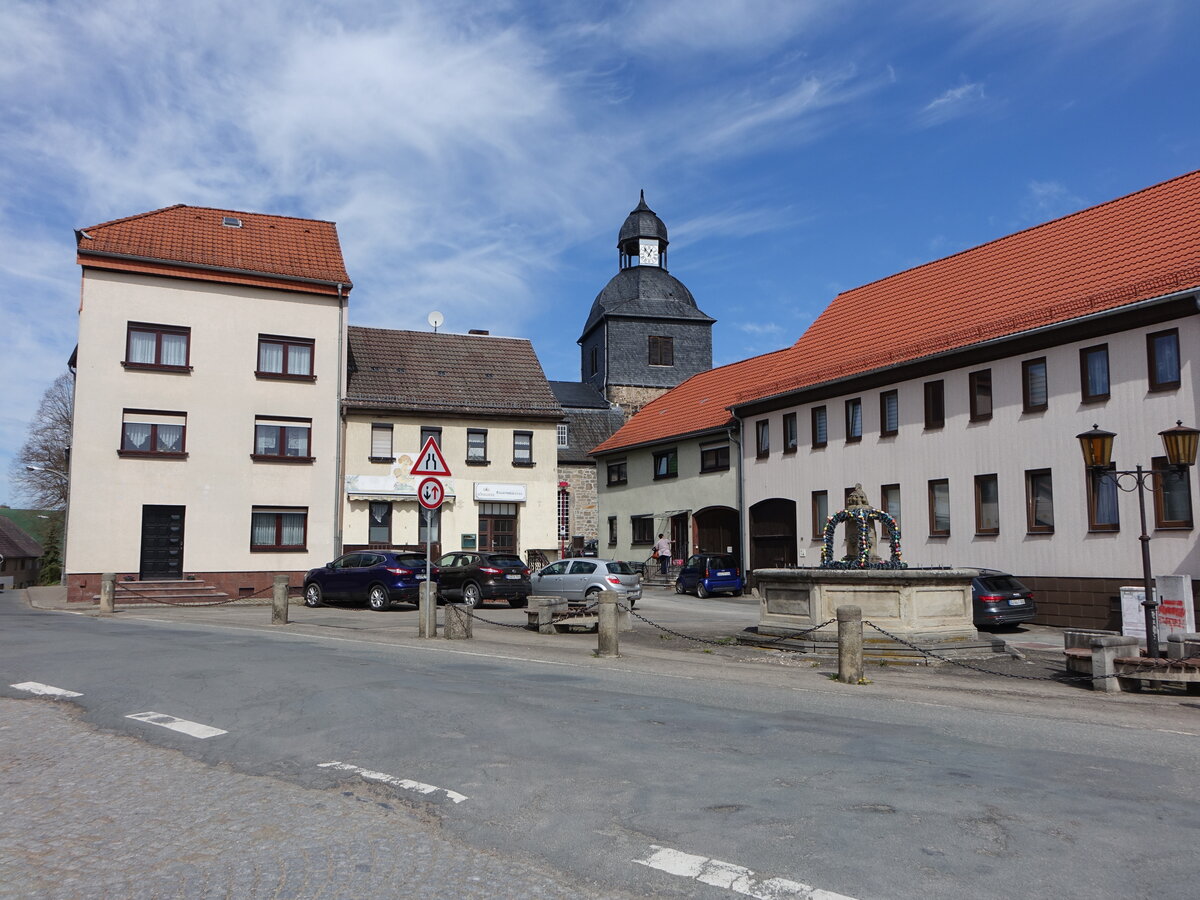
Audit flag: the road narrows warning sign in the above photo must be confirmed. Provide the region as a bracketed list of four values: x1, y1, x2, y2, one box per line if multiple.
[411, 436, 452, 477]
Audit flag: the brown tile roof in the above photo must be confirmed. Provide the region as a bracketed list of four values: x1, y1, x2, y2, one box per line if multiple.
[591, 347, 795, 454]
[597, 168, 1200, 453]
[0, 516, 44, 560]
[76, 205, 351, 296]
[346, 327, 563, 419]
[749, 168, 1200, 403]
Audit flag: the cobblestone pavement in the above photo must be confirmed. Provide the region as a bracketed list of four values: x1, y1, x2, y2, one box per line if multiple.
[0, 698, 641, 900]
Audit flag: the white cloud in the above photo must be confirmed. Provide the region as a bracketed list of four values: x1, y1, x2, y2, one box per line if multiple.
[1020, 179, 1085, 224]
[918, 82, 985, 126]
[737, 321, 783, 335]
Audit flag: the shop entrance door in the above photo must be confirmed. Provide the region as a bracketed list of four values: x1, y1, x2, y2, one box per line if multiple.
[478, 502, 518, 552]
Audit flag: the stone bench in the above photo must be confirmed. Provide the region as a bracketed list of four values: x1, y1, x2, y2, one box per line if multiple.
[1065, 632, 1200, 693]
[523, 596, 631, 634]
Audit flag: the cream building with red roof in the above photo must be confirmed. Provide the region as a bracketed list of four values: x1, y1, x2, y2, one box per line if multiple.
[596, 171, 1199, 627]
[65, 205, 352, 603]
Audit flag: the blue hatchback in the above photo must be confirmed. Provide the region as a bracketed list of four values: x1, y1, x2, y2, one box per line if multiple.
[303, 551, 438, 611]
[675, 554, 744, 598]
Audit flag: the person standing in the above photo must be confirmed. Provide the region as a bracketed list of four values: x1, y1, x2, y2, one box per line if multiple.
[653, 533, 671, 575]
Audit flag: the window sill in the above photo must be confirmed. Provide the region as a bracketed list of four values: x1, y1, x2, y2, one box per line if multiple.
[512, 461, 536, 467]
[1022, 406, 1048, 415]
[255, 371, 317, 382]
[928, 533, 950, 539]
[845, 438, 862, 444]
[465, 459, 491, 466]
[879, 432, 897, 440]
[653, 475, 678, 481]
[251, 454, 315, 464]
[756, 453, 769, 460]
[699, 467, 729, 474]
[1087, 527, 1120, 534]
[1154, 524, 1194, 531]
[1025, 529, 1055, 536]
[250, 546, 308, 553]
[974, 531, 999, 537]
[968, 415, 993, 424]
[122, 362, 192, 373]
[368, 456, 394, 464]
[783, 446, 798, 455]
[1147, 383, 1181, 393]
[811, 443, 827, 450]
[607, 480, 628, 487]
[117, 450, 188, 459]
[1080, 395, 1110, 404]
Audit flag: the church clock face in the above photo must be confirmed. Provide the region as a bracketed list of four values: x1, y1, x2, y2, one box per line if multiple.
[638, 240, 659, 266]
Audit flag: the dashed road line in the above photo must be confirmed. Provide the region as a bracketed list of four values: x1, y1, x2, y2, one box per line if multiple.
[10, 681, 83, 698]
[318, 760, 469, 804]
[126, 711, 227, 739]
[633, 844, 856, 900]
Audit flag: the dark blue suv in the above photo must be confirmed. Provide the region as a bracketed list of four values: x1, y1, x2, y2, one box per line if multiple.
[675, 554, 744, 598]
[303, 551, 438, 611]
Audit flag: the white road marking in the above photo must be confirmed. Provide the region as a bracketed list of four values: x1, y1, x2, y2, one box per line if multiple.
[318, 760, 468, 804]
[125, 711, 227, 739]
[634, 844, 856, 900]
[10, 681, 83, 698]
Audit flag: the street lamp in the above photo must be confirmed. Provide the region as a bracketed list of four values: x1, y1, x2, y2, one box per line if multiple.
[1076, 421, 1200, 658]
[25, 464, 68, 481]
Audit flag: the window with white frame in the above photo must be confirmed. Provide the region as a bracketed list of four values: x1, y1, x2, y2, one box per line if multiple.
[370, 424, 393, 461]
[557, 422, 569, 449]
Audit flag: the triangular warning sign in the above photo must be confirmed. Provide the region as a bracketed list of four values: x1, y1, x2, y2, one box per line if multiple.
[411, 436, 452, 477]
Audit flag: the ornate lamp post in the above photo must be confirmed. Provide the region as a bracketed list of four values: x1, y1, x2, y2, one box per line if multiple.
[1076, 421, 1199, 658]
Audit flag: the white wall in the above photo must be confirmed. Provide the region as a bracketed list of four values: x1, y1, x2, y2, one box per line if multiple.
[742, 316, 1199, 580]
[67, 270, 344, 575]
[342, 413, 559, 556]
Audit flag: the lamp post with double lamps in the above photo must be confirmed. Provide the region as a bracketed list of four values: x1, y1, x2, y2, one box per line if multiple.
[1076, 421, 1199, 659]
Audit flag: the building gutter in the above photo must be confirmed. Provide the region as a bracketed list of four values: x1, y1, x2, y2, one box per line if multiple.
[78, 250, 353, 291]
[731, 287, 1199, 415]
[727, 417, 745, 566]
[333, 283, 346, 556]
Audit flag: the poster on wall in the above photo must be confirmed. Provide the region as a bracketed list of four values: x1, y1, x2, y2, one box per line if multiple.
[1121, 577, 1196, 639]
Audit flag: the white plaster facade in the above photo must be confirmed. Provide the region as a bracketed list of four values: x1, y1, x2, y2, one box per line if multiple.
[342, 414, 560, 559]
[737, 306, 1199, 616]
[597, 432, 739, 565]
[66, 269, 346, 598]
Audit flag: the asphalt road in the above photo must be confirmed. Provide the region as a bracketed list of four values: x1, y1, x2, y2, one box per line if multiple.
[2, 589, 1198, 899]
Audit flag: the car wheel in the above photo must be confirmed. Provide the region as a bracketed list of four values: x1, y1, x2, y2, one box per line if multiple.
[463, 583, 482, 608]
[509, 596, 528, 609]
[585, 588, 601, 605]
[304, 583, 322, 607]
[674, 580, 685, 594]
[367, 585, 390, 611]
[730, 588, 743, 597]
[697, 583, 710, 599]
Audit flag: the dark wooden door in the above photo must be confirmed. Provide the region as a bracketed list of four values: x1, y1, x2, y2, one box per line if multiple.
[479, 516, 516, 552]
[140, 505, 185, 579]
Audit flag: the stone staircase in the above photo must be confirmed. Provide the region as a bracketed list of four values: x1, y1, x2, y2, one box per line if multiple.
[88, 579, 234, 607]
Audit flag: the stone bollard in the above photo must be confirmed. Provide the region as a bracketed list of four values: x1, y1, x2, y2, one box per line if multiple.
[1167, 632, 1200, 660]
[596, 590, 620, 658]
[418, 581, 437, 638]
[837, 605, 864, 685]
[271, 575, 289, 625]
[444, 603, 473, 640]
[534, 596, 567, 634]
[99, 573, 116, 616]
[1090, 635, 1141, 693]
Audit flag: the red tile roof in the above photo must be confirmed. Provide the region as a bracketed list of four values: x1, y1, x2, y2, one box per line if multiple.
[597, 168, 1200, 453]
[76, 205, 352, 296]
[591, 347, 795, 454]
[751, 168, 1200, 402]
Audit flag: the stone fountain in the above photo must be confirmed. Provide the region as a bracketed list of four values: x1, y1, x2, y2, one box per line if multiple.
[752, 485, 992, 658]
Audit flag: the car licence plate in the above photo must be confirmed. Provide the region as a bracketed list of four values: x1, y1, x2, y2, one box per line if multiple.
[416, 575, 426, 580]
[505, 574, 520, 580]
[1007, 598, 1025, 606]
[716, 570, 731, 576]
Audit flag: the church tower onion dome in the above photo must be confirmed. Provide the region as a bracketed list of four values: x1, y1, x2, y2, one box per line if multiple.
[618, 190, 669, 248]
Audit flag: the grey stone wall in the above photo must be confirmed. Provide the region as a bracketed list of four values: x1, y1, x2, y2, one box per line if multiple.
[606, 384, 669, 419]
[558, 461, 599, 543]
[605, 318, 712, 389]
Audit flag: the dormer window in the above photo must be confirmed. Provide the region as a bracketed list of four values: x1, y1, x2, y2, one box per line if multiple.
[222, 216, 243, 228]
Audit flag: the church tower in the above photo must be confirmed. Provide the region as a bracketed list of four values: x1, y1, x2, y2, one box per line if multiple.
[578, 192, 715, 417]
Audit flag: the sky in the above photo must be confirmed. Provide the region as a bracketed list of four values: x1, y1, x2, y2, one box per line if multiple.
[2, 0, 1199, 505]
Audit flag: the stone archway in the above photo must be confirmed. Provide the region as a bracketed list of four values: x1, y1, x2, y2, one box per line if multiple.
[749, 498, 797, 572]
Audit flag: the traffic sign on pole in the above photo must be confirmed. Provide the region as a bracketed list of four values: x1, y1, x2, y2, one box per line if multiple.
[411, 436, 452, 477]
[417, 476, 445, 510]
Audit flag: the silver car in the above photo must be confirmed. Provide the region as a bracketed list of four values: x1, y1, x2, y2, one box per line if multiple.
[533, 558, 642, 608]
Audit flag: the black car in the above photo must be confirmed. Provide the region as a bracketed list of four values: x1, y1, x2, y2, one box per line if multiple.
[303, 551, 438, 611]
[970, 569, 1037, 627]
[436, 551, 531, 608]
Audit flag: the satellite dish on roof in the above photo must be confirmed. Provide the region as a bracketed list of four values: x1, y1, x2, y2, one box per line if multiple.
[427, 310, 444, 332]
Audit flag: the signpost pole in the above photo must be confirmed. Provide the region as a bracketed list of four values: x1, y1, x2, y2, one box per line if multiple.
[411, 439, 450, 641]
[419, 506, 436, 638]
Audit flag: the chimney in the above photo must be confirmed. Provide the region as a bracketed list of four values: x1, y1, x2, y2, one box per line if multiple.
[469, 329, 489, 335]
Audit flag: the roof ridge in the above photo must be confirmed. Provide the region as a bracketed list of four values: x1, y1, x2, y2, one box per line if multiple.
[81, 204, 337, 233]
[812, 167, 1200, 312]
[349, 324, 530, 342]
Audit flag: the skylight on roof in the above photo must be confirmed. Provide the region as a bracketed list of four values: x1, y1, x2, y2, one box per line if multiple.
[221, 216, 243, 228]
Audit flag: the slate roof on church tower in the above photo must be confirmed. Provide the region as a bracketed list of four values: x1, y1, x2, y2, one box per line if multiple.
[579, 266, 715, 338]
[618, 191, 669, 246]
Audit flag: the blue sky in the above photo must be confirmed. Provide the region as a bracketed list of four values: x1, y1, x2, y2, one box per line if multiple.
[2, 0, 1198, 505]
